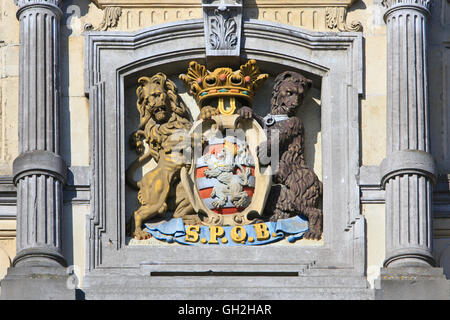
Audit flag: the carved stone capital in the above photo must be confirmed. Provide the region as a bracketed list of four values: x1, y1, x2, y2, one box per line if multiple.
[325, 6, 363, 32]
[14, 0, 62, 6]
[14, 0, 63, 19]
[382, 0, 431, 20]
[382, 0, 431, 9]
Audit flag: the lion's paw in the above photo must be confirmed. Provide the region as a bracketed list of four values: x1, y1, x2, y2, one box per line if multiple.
[199, 106, 219, 120]
[133, 229, 152, 240]
[212, 199, 226, 208]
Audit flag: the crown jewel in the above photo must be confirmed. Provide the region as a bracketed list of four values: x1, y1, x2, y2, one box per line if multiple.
[179, 60, 268, 109]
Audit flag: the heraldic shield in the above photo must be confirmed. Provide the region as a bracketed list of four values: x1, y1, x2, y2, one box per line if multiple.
[181, 114, 272, 226]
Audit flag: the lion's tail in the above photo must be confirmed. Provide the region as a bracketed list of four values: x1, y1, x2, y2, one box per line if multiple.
[125, 150, 154, 190]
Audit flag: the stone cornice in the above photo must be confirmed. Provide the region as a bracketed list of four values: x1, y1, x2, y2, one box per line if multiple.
[92, 0, 358, 9]
[87, 0, 363, 33]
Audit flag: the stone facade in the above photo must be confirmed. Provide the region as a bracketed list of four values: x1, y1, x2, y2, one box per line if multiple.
[0, 0, 449, 299]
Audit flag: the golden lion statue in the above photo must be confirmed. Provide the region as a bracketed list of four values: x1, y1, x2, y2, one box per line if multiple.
[126, 73, 198, 240]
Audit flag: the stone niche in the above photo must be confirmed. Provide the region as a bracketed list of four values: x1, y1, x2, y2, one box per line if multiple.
[123, 71, 323, 237]
[83, 18, 368, 299]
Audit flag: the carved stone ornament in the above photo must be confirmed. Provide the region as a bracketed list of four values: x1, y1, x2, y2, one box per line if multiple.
[89, 0, 365, 33]
[381, 0, 431, 20]
[14, 0, 62, 7]
[209, 10, 238, 49]
[125, 73, 198, 240]
[325, 7, 363, 32]
[202, 0, 243, 58]
[85, 6, 122, 31]
[260, 71, 323, 240]
[381, 0, 431, 9]
[126, 60, 323, 245]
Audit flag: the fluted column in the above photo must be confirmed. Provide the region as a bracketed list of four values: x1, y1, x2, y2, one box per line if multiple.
[381, 0, 436, 268]
[0, 0, 73, 301]
[11, 0, 67, 268]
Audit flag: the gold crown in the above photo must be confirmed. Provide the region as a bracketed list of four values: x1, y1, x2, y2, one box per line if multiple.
[179, 60, 268, 109]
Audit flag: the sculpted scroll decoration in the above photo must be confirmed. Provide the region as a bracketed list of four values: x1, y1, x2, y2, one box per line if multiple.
[325, 7, 363, 32]
[126, 60, 323, 244]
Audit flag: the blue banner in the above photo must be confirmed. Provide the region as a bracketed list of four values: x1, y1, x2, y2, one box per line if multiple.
[144, 215, 309, 246]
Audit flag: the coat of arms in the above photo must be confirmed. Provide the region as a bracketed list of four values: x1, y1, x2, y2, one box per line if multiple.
[126, 60, 322, 245]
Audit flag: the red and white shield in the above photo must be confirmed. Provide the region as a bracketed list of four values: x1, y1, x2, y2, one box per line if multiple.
[181, 114, 272, 226]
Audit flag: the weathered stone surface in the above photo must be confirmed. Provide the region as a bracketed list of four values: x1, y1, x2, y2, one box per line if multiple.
[382, 0, 436, 269]
[11, 0, 67, 267]
[82, 267, 374, 300]
[0, 0, 448, 300]
[0, 266, 75, 300]
[1, 0, 75, 300]
[375, 267, 450, 300]
[81, 18, 366, 298]
[202, 0, 243, 62]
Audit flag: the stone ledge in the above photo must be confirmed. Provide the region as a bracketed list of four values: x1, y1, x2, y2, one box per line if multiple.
[82, 269, 373, 299]
[0, 166, 90, 208]
[360, 166, 450, 208]
[374, 267, 450, 300]
[83, 286, 375, 300]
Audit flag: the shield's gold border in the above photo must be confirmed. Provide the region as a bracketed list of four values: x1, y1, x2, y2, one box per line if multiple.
[181, 114, 272, 226]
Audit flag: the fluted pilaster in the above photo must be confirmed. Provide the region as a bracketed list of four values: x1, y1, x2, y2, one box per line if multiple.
[382, 0, 436, 268]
